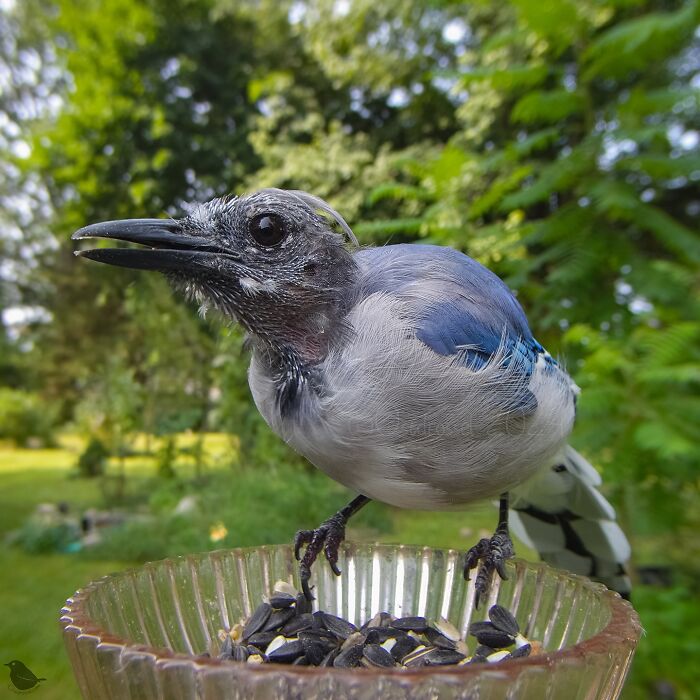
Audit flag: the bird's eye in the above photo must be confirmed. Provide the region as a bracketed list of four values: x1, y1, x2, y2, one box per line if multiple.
[249, 213, 287, 247]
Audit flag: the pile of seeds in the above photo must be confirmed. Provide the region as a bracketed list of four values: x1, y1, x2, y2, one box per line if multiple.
[212, 581, 541, 668]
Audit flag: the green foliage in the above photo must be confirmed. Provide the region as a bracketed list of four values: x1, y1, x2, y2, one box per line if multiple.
[0, 388, 55, 446]
[155, 435, 177, 478]
[1, 0, 699, 694]
[76, 436, 108, 478]
[86, 464, 392, 562]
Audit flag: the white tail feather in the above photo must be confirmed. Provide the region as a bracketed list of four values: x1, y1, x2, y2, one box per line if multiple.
[510, 446, 631, 597]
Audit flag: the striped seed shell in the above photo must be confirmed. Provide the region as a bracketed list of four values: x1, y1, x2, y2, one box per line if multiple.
[246, 630, 277, 648]
[272, 580, 297, 597]
[341, 632, 367, 650]
[303, 641, 328, 666]
[243, 602, 272, 639]
[425, 627, 457, 650]
[363, 643, 395, 668]
[403, 646, 432, 667]
[365, 627, 397, 645]
[511, 643, 531, 658]
[391, 616, 429, 632]
[468, 620, 494, 637]
[282, 613, 314, 636]
[488, 605, 520, 636]
[423, 648, 467, 666]
[218, 635, 233, 659]
[265, 635, 288, 655]
[474, 628, 515, 649]
[231, 643, 249, 662]
[263, 607, 296, 632]
[267, 639, 305, 664]
[435, 617, 461, 641]
[269, 592, 296, 609]
[333, 643, 365, 668]
[320, 612, 358, 640]
[390, 635, 420, 662]
[321, 648, 340, 667]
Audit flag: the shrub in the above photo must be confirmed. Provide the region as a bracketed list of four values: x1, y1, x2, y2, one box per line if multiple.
[76, 436, 109, 477]
[0, 388, 55, 446]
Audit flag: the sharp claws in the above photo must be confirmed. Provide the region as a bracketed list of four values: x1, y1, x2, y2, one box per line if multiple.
[495, 560, 508, 580]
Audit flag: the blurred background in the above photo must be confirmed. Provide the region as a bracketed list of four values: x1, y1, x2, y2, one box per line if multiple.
[0, 0, 698, 697]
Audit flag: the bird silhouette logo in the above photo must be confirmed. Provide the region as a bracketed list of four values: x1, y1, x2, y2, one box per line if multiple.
[5, 660, 45, 693]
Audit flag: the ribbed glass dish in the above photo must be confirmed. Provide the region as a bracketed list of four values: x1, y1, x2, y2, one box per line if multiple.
[61, 543, 641, 699]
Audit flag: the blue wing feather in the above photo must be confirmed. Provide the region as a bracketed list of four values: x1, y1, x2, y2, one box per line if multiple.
[354, 244, 554, 377]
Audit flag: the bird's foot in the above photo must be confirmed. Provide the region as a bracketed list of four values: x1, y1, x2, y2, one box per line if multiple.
[294, 511, 348, 601]
[463, 526, 514, 608]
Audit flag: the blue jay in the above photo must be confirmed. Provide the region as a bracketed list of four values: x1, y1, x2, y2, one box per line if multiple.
[73, 188, 631, 603]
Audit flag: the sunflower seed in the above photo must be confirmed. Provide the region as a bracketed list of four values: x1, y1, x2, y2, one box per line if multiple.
[246, 630, 277, 648]
[247, 653, 264, 664]
[434, 617, 461, 642]
[475, 628, 515, 649]
[243, 602, 272, 639]
[303, 641, 328, 666]
[511, 643, 531, 658]
[365, 627, 397, 644]
[264, 607, 296, 632]
[390, 634, 420, 662]
[268, 639, 305, 664]
[265, 635, 288, 655]
[486, 650, 512, 663]
[363, 643, 395, 668]
[423, 648, 467, 666]
[341, 631, 366, 650]
[474, 644, 496, 658]
[333, 643, 365, 668]
[403, 645, 433, 667]
[380, 637, 397, 653]
[282, 613, 314, 636]
[319, 612, 358, 639]
[488, 605, 520, 636]
[468, 654, 487, 664]
[425, 627, 458, 650]
[269, 592, 296, 609]
[293, 655, 310, 665]
[272, 580, 297, 597]
[361, 612, 384, 631]
[391, 616, 429, 632]
[320, 648, 340, 667]
[468, 620, 494, 636]
[218, 635, 233, 659]
[298, 630, 337, 650]
[231, 643, 249, 662]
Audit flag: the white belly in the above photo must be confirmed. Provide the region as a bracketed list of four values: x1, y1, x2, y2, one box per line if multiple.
[248, 294, 576, 510]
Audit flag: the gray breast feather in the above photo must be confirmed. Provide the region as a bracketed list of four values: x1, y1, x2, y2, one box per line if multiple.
[248, 293, 576, 510]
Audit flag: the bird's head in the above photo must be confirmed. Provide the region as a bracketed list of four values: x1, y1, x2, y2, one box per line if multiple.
[5, 661, 20, 669]
[73, 189, 359, 362]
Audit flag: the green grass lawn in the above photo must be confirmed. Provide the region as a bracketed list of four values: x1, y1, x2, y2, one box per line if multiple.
[0, 435, 499, 699]
[0, 436, 693, 699]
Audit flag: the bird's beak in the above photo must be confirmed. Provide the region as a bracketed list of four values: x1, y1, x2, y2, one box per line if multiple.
[72, 218, 234, 272]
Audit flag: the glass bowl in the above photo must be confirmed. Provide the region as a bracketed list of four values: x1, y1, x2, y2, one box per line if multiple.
[61, 543, 641, 699]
